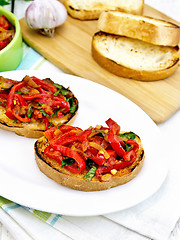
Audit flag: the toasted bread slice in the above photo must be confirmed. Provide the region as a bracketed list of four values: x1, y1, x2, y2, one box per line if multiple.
[92, 31, 179, 81]
[0, 76, 78, 138]
[0, 108, 77, 138]
[98, 11, 180, 47]
[64, 0, 144, 20]
[34, 119, 145, 191]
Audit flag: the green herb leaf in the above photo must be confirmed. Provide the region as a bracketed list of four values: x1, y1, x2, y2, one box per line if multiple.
[60, 89, 69, 95]
[70, 104, 77, 113]
[53, 89, 61, 96]
[67, 97, 77, 113]
[27, 106, 33, 118]
[119, 132, 136, 140]
[33, 106, 47, 116]
[51, 109, 58, 118]
[0, 101, 5, 105]
[39, 109, 47, 117]
[23, 91, 30, 95]
[15, 90, 30, 95]
[53, 83, 69, 96]
[38, 103, 44, 106]
[124, 141, 132, 152]
[48, 122, 55, 127]
[61, 157, 75, 167]
[53, 83, 62, 90]
[15, 91, 22, 94]
[83, 166, 97, 182]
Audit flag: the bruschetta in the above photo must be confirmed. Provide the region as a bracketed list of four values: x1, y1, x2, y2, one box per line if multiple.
[0, 75, 78, 138]
[34, 118, 145, 191]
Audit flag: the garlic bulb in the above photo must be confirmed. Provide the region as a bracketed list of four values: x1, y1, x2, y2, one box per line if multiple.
[25, 0, 67, 37]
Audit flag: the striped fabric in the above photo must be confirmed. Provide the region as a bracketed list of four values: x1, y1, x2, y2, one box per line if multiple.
[0, 196, 61, 230]
[0, 196, 100, 240]
[16, 43, 45, 71]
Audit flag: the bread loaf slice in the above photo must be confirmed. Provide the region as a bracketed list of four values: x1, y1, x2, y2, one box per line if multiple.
[64, 0, 144, 20]
[98, 11, 180, 46]
[92, 31, 179, 81]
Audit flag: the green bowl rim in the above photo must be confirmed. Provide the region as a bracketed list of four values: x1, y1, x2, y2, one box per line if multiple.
[0, 6, 21, 54]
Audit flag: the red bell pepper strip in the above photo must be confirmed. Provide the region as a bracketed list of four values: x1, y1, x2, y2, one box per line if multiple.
[108, 130, 126, 157]
[0, 40, 8, 50]
[12, 109, 31, 122]
[14, 93, 28, 106]
[123, 150, 137, 162]
[44, 126, 57, 140]
[51, 99, 70, 111]
[22, 93, 51, 100]
[106, 118, 120, 135]
[39, 88, 51, 95]
[5, 81, 26, 120]
[95, 165, 114, 177]
[43, 117, 49, 130]
[64, 163, 83, 174]
[57, 111, 64, 118]
[49, 145, 86, 173]
[0, 15, 10, 29]
[126, 139, 139, 152]
[33, 97, 70, 112]
[106, 118, 126, 157]
[30, 76, 57, 93]
[44, 145, 63, 164]
[6, 81, 25, 109]
[50, 131, 82, 146]
[58, 124, 82, 133]
[95, 157, 135, 177]
[92, 153, 106, 166]
[0, 93, 8, 103]
[0, 16, 14, 50]
[44, 124, 82, 140]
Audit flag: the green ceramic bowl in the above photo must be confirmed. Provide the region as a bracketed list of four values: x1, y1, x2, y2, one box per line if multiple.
[0, 6, 23, 72]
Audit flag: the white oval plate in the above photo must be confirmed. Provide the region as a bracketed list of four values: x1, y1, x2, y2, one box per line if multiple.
[0, 70, 168, 216]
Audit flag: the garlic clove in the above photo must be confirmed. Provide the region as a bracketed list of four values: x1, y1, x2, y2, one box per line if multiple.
[25, 0, 67, 37]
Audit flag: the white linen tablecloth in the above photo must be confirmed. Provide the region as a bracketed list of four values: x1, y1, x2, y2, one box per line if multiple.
[0, 1, 180, 240]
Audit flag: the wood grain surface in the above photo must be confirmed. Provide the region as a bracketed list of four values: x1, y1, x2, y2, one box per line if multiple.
[19, 4, 180, 123]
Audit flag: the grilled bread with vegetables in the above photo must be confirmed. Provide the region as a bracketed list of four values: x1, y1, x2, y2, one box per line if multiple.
[0, 75, 78, 138]
[92, 11, 180, 81]
[63, 0, 144, 20]
[34, 118, 145, 191]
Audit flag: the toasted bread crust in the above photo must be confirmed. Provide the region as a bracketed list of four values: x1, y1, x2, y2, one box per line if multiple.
[34, 134, 145, 191]
[98, 11, 180, 46]
[0, 110, 77, 138]
[64, 0, 144, 20]
[92, 32, 179, 81]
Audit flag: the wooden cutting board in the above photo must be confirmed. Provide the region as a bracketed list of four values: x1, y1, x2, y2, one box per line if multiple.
[19, 4, 180, 124]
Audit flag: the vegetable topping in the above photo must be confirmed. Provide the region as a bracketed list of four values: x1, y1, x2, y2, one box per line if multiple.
[0, 75, 78, 129]
[43, 119, 139, 181]
[0, 15, 15, 50]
